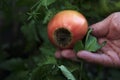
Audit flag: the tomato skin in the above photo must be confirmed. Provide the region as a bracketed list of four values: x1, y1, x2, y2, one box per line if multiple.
[47, 10, 88, 49]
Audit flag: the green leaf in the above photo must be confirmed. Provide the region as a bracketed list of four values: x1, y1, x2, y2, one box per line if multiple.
[30, 64, 66, 80]
[41, 0, 56, 9]
[5, 71, 29, 80]
[85, 29, 106, 52]
[0, 58, 26, 72]
[21, 20, 40, 51]
[37, 24, 49, 43]
[33, 47, 56, 66]
[37, 56, 57, 66]
[74, 40, 84, 52]
[85, 35, 99, 52]
[43, 9, 57, 24]
[58, 60, 80, 73]
[73, 28, 106, 52]
[39, 43, 55, 56]
[64, 1, 79, 10]
[58, 65, 76, 80]
[21, 20, 39, 42]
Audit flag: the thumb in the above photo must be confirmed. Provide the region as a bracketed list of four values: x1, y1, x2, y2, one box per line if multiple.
[90, 14, 113, 37]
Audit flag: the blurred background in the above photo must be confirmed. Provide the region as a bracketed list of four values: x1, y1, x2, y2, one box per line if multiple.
[0, 0, 120, 80]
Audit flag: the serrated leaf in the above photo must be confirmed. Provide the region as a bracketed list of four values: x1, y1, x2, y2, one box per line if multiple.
[58, 65, 76, 80]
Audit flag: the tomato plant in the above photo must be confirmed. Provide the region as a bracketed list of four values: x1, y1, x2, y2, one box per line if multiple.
[47, 10, 88, 49]
[1, 0, 120, 80]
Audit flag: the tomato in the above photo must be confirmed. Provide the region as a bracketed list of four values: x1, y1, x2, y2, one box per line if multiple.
[47, 10, 88, 49]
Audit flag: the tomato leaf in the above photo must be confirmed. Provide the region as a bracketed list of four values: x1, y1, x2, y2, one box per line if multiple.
[0, 58, 26, 72]
[85, 28, 106, 52]
[41, 0, 56, 9]
[74, 28, 106, 52]
[43, 9, 57, 24]
[5, 71, 29, 80]
[85, 35, 99, 52]
[74, 40, 84, 52]
[58, 65, 76, 80]
[30, 64, 66, 80]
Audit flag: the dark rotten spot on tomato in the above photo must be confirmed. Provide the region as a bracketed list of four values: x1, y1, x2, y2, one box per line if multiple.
[54, 28, 72, 48]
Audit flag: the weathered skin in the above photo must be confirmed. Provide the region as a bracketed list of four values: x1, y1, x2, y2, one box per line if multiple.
[55, 12, 120, 67]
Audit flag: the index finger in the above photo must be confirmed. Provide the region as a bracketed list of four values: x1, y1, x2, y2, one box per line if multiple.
[90, 13, 113, 37]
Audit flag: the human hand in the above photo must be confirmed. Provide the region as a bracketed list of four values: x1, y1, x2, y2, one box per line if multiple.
[55, 12, 120, 67]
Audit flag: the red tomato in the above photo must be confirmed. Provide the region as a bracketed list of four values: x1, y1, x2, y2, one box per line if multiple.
[47, 10, 88, 49]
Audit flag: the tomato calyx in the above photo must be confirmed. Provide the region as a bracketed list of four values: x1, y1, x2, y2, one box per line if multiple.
[53, 27, 72, 48]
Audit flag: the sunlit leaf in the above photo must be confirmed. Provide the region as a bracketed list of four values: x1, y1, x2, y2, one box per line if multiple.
[58, 65, 76, 80]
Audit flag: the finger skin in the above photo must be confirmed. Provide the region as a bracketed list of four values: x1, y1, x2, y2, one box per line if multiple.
[90, 15, 111, 37]
[99, 38, 120, 66]
[106, 12, 120, 39]
[90, 12, 120, 38]
[77, 50, 120, 67]
[55, 49, 79, 61]
[61, 49, 78, 61]
[55, 50, 62, 59]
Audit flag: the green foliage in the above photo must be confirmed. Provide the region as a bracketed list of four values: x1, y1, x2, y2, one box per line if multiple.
[73, 40, 84, 52]
[0, 0, 120, 80]
[58, 65, 76, 80]
[5, 71, 29, 80]
[84, 29, 106, 52]
[74, 29, 106, 52]
[0, 58, 26, 72]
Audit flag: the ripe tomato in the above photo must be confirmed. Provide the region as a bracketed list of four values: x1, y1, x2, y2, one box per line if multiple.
[47, 10, 88, 49]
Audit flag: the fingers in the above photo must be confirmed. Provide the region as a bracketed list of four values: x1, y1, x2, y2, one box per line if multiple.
[106, 12, 120, 39]
[55, 49, 78, 61]
[77, 51, 114, 67]
[99, 38, 120, 66]
[90, 13, 113, 37]
[55, 50, 62, 59]
[55, 49, 120, 67]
